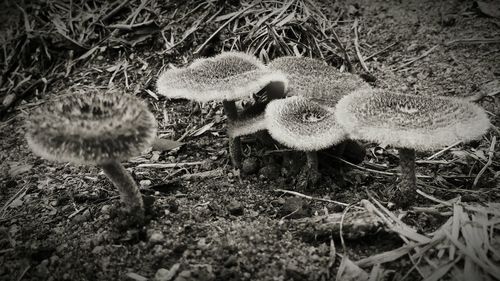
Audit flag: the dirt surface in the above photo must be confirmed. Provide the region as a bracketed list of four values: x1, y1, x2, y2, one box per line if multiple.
[1, 0, 499, 280]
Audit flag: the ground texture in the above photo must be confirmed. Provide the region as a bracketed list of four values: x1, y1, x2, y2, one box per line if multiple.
[1, 0, 499, 280]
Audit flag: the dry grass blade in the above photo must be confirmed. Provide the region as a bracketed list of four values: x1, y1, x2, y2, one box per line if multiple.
[212, 0, 347, 66]
[370, 198, 431, 243]
[356, 244, 418, 268]
[426, 141, 462, 160]
[422, 257, 461, 281]
[362, 198, 500, 280]
[137, 161, 205, 169]
[444, 230, 500, 278]
[473, 136, 496, 187]
[368, 264, 382, 281]
[0, 0, 166, 117]
[353, 18, 369, 72]
[449, 203, 462, 261]
[395, 45, 439, 70]
[416, 189, 457, 206]
[274, 189, 356, 208]
[194, 3, 257, 55]
[337, 255, 370, 281]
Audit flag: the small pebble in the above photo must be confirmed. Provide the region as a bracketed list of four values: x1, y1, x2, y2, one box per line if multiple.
[280, 197, 311, 219]
[101, 205, 111, 215]
[155, 263, 180, 281]
[174, 270, 192, 281]
[241, 157, 259, 175]
[259, 164, 280, 180]
[140, 180, 151, 187]
[92, 246, 104, 254]
[227, 200, 244, 216]
[154, 268, 169, 281]
[36, 260, 50, 278]
[150, 232, 165, 243]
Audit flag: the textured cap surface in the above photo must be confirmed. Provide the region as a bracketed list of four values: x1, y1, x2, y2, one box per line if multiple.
[268, 56, 371, 107]
[265, 96, 346, 151]
[26, 91, 157, 165]
[228, 113, 267, 138]
[157, 52, 288, 102]
[335, 89, 491, 150]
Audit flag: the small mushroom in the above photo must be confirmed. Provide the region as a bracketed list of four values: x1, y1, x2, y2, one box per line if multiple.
[335, 89, 491, 207]
[156, 51, 287, 169]
[26, 91, 157, 218]
[228, 112, 267, 138]
[265, 96, 347, 187]
[262, 56, 371, 186]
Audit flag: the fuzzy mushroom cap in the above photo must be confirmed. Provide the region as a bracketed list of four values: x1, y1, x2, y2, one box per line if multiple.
[268, 56, 371, 107]
[157, 51, 288, 102]
[228, 113, 267, 138]
[26, 91, 157, 165]
[335, 89, 491, 151]
[265, 96, 346, 151]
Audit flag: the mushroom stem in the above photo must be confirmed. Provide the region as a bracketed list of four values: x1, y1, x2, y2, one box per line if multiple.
[223, 100, 242, 169]
[298, 151, 320, 189]
[335, 141, 347, 157]
[100, 160, 144, 213]
[397, 147, 417, 207]
[306, 151, 319, 172]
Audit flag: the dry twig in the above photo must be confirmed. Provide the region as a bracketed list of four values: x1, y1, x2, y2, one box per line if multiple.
[473, 136, 496, 187]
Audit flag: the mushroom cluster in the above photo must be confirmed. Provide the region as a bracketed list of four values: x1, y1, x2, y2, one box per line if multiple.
[26, 91, 157, 219]
[225, 56, 364, 186]
[158, 53, 369, 186]
[156, 52, 491, 207]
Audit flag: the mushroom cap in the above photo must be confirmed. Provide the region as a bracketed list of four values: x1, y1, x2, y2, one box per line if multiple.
[265, 96, 346, 151]
[26, 91, 157, 165]
[335, 89, 491, 151]
[228, 113, 267, 138]
[157, 51, 288, 102]
[268, 56, 371, 107]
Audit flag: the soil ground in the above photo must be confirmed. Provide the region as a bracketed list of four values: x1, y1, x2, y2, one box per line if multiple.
[1, 0, 499, 280]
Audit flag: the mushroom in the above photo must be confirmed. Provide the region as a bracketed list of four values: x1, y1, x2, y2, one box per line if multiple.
[26, 91, 157, 218]
[335, 89, 491, 207]
[265, 96, 347, 187]
[156, 51, 288, 169]
[267, 56, 371, 107]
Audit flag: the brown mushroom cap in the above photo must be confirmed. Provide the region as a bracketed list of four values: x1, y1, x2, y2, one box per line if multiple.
[335, 89, 491, 150]
[26, 91, 157, 165]
[268, 56, 371, 107]
[157, 52, 288, 102]
[265, 96, 346, 151]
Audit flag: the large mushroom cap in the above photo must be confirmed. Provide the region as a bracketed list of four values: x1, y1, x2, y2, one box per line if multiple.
[157, 51, 288, 102]
[26, 91, 157, 165]
[265, 96, 346, 151]
[268, 56, 371, 107]
[335, 89, 491, 151]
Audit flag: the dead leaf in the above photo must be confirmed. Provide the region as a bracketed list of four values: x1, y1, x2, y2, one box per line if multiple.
[8, 188, 27, 208]
[422, 258, 460, 281]
[151, 138, 184, 152]
[480, 80, 500, 97]
[191, 122, 215, 137]
[125, 272, 147, 281]
[356, 244, 416, 267]
[8, 162, 33, 177]
[477, 1, 500, 18]
[337, 256, 370, 281]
